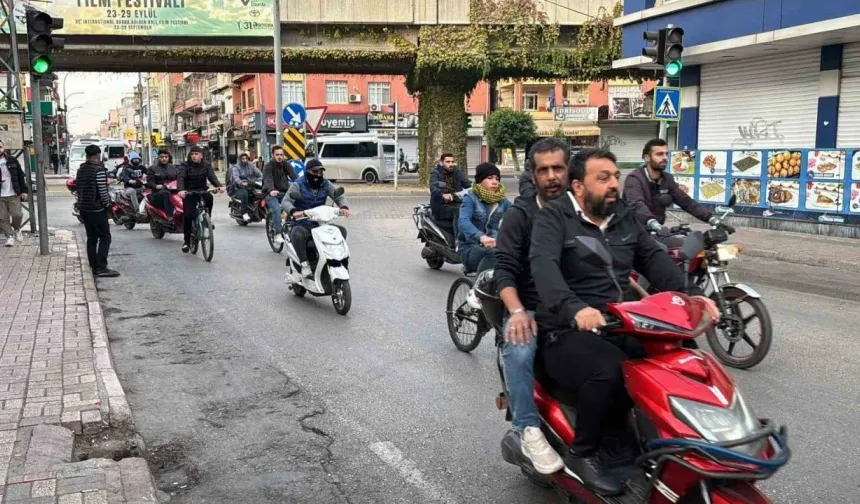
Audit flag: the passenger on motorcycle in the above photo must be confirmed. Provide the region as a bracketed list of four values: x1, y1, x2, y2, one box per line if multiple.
[429, 153, 471, 235]
[262, 145, 298, 244]
[529, 148, 719, 496]
[623, 138, 715, 236]
[229, 152, 263, 221]
[456, 163, 509, 273]
[146, 149, 178, 217]
[177, 146, 224, 253]
[283, 159, 351, 279]
[493, 139, 568, 475]
[119, 152, 146, 212]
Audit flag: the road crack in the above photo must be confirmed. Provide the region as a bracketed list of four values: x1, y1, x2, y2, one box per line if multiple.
[299, 407, 353, 504]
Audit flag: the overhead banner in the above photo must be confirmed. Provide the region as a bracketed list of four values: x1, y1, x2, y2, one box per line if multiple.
[6, 0, 274, 36]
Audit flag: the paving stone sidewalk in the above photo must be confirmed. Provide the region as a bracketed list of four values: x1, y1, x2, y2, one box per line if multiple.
[0, 231, 160, 503]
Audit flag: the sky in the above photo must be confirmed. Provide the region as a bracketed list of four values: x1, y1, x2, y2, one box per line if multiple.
[59, 72, 140, 136]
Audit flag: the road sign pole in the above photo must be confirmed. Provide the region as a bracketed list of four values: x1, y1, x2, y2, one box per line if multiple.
[31, 78, 49, 255]
[393, 101, 399, 191]
[658, 76, 668, 141]
[273, 0, 283, 146]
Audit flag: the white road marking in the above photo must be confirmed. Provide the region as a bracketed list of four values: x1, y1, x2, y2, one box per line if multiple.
[369, 441, 458, 504]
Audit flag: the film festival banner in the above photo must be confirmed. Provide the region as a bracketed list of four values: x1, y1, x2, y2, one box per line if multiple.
[5, 0, 274, 36]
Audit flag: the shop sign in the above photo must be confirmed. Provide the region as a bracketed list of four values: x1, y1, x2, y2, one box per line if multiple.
[554, 107, 598, 122]
[368, 112, 419, 129]
[319, 114, 367, 133]
[186, 133, 201, 144]
[608, 86, 652, 120]
[170, 132, 185, 146]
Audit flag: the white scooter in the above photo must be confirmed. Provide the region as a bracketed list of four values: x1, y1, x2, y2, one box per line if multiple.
[283, 189, 352, 315]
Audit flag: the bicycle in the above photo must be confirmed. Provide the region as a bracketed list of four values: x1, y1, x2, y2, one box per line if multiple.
[186, 188, 218, 262]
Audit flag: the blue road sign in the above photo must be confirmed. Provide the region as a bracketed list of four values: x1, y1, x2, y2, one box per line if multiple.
[282, 102, 307, 128]
[290, 159, 306, 178]
[652, 87, 681, 121]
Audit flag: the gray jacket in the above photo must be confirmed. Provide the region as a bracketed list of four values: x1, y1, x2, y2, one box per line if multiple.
[230, 161, 262, 186]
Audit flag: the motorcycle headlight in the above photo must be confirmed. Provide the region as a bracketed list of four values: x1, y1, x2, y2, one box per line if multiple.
[670, 390, 764, 456]
[716, 243, 742, 262]
[629, 312, 711, 338]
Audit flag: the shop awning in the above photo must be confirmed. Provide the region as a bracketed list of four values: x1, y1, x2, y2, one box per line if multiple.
[534, 119, 600, 137]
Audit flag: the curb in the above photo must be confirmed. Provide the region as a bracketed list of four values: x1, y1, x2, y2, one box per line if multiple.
[740, 246, 860, 273]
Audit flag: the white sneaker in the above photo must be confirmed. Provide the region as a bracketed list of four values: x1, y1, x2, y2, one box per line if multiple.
[14, 229, 23, 242]
[300, 261, 313, 279]
[273, 234, 284, 244]
[521, 426, 564, 474]
[4, 236, 14, 247]
[242, 213, 251, 222]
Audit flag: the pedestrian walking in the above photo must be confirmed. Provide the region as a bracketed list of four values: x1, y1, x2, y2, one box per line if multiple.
[0, 140, 27, 247]
[76, 144, 119, 277]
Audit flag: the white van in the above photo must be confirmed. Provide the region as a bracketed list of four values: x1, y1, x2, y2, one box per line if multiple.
[100, 139, 127, 176]
[68, 138, 102, 178]
[307, 132, 396, 183]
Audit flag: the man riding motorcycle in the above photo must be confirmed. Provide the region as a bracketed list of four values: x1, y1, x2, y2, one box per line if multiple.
[623, 138, 715, 235]
[262, 145, 298, 244]
[146, 149, 178, 217]
[177, 146, 224, 253]
[283, 159, 351, 279]
[429, 153, 471, 235]
[119, 151, 146, 212]
[494, 138, 569, 475]
[456, 162, 510, 273]
[529, 148, 719, 495]
[229, 152, 263, 222]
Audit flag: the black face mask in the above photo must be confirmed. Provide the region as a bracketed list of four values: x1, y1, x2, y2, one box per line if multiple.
[306, 173, 324, 189]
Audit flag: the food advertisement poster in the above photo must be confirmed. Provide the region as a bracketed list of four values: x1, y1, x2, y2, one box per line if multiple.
[852, 151, 860, 181]
[805, 182, 842, 212]
[767, 180, 800, 209]
[671, 151, 696, 175]
[850, 183, 860, 213]
[767, 150, 802, 179]
[731, 151, 762, 178]
[807, 150, 845, 180]
[675, 176, 694, 197]
[698, 177, 727, 203]
[700, 151, 727, 175]
[732, 179, 761, 206]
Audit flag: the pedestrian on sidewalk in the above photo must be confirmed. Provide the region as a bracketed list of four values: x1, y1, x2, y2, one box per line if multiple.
[77, 144, 119, 278]
[0, 140, 27, 247]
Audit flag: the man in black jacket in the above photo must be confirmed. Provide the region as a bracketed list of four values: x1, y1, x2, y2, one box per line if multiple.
[0, 140, 27, 247]
[428, 153, 470, 234]
[494, 138, 568, 474]
[76, 145, 119, 277]
[262, 146, 297, 244]
[177, 146, 224, 252]
[146, 149, 178, 217]
[529, 148, 718, 495]
[623, 138, 714, 233]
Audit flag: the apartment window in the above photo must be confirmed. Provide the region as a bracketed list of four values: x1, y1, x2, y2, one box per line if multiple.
[246, 89, 255, 109]
[368, 82, 390, 106]
[326, 81, 348, 104]
[564, 84, 588, 106]
[281, 81, 304, 106]
[522, 92, 538, 111]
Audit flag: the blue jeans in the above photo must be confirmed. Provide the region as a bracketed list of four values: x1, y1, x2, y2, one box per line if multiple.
[502, 310, 539, 431]
[265, 194, 285, 233]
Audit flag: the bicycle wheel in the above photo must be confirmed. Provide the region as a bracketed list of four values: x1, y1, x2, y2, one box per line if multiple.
[266, 218, 284, 253]
[200, 211, 214, 262]
[446, 277, 486, 353]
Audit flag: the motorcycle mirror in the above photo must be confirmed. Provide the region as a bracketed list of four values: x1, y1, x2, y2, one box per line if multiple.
[332, 187, 345, 199]
[679, 231, 705, 261]
[574, 236, 613, 269]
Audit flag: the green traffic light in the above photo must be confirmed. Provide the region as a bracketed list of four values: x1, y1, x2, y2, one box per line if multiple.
[32, 56, 51, 75]
[665, 60, 683, 77]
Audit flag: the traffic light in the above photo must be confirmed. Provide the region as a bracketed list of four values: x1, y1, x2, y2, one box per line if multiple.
[642, 30, 666, 65]
[26, 8, 64, 76]
[663, 27, 684, 77]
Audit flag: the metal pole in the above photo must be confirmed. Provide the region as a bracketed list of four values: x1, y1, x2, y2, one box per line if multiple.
[146, 72, 153, 164]
[7, 0, 35, 232]
[658, 75, 668, 141]
[31, 77, 49, 254]
[260, 101, 268, 162]
[393, 101, 399, 191]
[137, 72, 145, 161]
[273, 0, 283, 144]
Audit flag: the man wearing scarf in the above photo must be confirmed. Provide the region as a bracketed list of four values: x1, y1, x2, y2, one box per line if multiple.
[456, 162, 511, 272]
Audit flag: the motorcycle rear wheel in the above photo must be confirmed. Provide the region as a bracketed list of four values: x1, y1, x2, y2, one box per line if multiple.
[425, 256, 444, 270]
[706, 286, 772, 369]
[446, 277, 486, 353]
[149, 221, 165, 239]
[123, 221, 136, 230]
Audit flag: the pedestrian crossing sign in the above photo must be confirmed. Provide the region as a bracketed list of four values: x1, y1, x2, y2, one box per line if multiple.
[652, 86, 681, 121]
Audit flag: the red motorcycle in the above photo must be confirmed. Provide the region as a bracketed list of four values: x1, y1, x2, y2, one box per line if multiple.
[143, 181, 185, 239]
[463, 234, 789, 503]
[65, 176, 119, 225]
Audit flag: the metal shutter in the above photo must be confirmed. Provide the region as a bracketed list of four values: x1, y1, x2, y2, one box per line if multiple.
[467, 138, 482, 173]
[837, 43, 860, 147]
[698, 49, 820, 149]
[599, 123, 659, 164]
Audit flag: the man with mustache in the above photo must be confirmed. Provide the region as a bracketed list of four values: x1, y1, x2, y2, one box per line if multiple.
[529, 148, 718, 495]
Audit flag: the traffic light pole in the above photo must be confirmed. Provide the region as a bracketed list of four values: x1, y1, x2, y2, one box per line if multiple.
[30, 77, 50, 255]
[658, 75, 668, 141]
[273, 0, 283, 145]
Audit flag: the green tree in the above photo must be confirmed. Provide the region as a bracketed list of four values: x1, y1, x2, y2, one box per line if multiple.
[485, 109, 536, 172]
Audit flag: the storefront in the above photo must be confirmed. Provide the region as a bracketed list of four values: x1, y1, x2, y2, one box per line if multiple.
[837, 43, 860, 147]
[368, 111, 419, 165]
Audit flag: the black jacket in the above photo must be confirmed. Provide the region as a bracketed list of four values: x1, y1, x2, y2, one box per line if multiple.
[262, 160, 297, 193]
[495, 195, 541, 311]
[177, 160, 221, 192]
[529, 193, 699, 331]
[623, 165, 712, 226]
[0, 155, 27, 195]
[120, 162, 146, 189]
[429, 165, 471, 208]
[76, 162, 111, 212]
[145, 163, 178, 189]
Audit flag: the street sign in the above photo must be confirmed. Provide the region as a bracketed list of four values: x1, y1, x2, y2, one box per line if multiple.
[305, 106, 328, 134]
[123, 129, 136, 141]
[290, 159, 306, 178]
[652, 86, 681, 121]
[0, 113, 24, 149]
[282, 127, 306, 160]
[282, 102, 307, 129]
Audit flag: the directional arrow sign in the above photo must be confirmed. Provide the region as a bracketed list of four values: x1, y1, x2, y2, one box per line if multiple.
[304, 106, 328, 135]
[282, 102, 307, 129]
[290, 159, 306, 178]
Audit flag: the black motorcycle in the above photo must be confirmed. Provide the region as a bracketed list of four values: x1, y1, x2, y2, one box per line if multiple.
[413, 186, 469, 270]
[228, 180, 266, 226]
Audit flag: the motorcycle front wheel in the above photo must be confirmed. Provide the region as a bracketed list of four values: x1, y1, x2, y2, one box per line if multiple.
[706, 286, 773, 369]
[332, 280, 351, 315]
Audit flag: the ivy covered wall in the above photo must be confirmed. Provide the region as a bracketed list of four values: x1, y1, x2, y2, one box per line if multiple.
[417, 86, 469, 184]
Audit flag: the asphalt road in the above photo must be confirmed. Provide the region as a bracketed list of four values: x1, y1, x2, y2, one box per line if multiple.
[41, 194, 860, 503]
